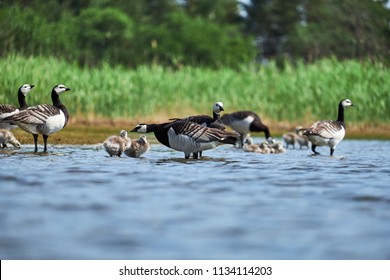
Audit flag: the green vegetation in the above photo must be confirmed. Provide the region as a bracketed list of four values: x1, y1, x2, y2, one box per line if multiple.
[1, 1, 389, 68]
[1, 54, 389, 126]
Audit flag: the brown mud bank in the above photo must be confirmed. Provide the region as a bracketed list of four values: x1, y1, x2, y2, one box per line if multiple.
[10, 118, 390, 146]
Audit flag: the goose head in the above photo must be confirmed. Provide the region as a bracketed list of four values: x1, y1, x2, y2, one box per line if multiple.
[213, 102, 224, 114]
[53, 84, 71, 95]
[139, 135, 148, 143]
[19, 84, 35, 96]
[341, 98, 354, 108]
[120, 130, 128, 138]
[11, 139, 21, 148]
[131, 124, 148, 133]
[244, 137, 254, 145]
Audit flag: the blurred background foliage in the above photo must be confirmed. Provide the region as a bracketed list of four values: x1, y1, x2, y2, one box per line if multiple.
[1, 0, 389, 69]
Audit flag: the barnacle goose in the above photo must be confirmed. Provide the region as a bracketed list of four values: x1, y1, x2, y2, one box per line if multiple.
[2, 84, 71, 152]
[169, 102, 226, 158]
[131, 120, 239, 159]
[0, 84, 34, 130]
[170, 102, 226, 130]
[0, 129, 21, 148]
[124, 134, 150, 158]
[103, 130, 131, 157]
[303, 98, 354, 156]
[221, 110, 271, 148]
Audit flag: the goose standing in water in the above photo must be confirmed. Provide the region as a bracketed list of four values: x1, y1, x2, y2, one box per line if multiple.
[131, 120, 239, 159]
[2, 84, 71, 152]
[103, 130, 131, 157]
[303, 98, 354, 156]
[221, 110, 271, 148]
[124, 135, 150, 158]
[170, 102, 226, 130]
[0, 84, 35, 130]
[169, 101, 226, 157]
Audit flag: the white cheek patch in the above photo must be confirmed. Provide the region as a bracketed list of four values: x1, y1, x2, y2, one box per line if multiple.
[137, 125, 147, 133]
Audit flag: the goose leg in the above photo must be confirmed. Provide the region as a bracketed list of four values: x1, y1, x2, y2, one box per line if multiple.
[330, 148, 335, 156]
[239, 134, 245, 148]
[311, 144, 320, 155]
[43, 135, 48, 152]
[33, 134, 39, 152]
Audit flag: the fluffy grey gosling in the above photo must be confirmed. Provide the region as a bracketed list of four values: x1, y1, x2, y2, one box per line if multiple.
[243, 137, 262, 153]
[295, 126, 309, 149]
[0, 129, 21, 148]
[103, 130, 131, 157]
[124, 135, 150, 158]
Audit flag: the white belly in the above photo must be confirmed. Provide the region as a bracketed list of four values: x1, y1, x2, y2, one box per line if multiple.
[307, 127, 345, 148]
[19, 111, 66, 135]
[0, 110, 19, 130]
[228, 116, 254, 133]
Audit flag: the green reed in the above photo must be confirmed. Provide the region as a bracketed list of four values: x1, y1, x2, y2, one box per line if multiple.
[1, 54, 389, 124]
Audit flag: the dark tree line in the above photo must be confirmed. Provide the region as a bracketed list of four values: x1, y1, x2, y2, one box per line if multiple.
[0, 0, 389, 68]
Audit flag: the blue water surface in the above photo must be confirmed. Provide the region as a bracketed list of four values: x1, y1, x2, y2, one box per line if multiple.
[1, 139, 389, 259]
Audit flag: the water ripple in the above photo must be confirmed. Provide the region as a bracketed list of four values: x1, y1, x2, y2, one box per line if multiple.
[0, 139, 389, 259]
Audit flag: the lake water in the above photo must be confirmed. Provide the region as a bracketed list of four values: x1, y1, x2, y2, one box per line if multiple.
[0, 138, 389, 260]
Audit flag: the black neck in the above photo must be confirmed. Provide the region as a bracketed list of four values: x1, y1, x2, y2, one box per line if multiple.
[264, 127, 271, 139]
[52, 90, 69, 127]
[148, 124, 170, 147]
[17, 89, 28, 109]
[51, 90, 63, 108]
[337, 101, 345, 123]
[213, 112, 220, 121]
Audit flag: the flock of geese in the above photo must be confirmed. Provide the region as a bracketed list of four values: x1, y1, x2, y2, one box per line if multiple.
[0, 84, 70, 152]
[0, 83, 355, 158]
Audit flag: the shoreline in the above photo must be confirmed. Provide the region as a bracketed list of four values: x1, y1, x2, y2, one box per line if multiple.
[9, 118, 390, 145]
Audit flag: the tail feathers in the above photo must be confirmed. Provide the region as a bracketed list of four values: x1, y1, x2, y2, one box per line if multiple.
[220, 131, 240, 145]
[169, 118, 182, 121]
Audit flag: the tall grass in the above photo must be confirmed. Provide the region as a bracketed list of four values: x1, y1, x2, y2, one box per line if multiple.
[1, 54, 389, 125]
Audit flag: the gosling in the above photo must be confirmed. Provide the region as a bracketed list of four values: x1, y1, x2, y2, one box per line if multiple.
[0, 129, 21, 148]
[124, 135, 150, 158]
[103, 130, 131, 157]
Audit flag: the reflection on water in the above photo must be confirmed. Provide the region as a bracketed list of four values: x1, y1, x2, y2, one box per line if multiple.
[0, 140, 390, 259]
